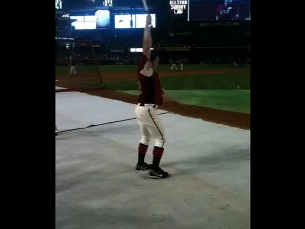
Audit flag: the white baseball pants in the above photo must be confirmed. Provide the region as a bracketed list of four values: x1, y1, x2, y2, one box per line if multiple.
[180, 63, 183, 70]
[135, 104, 166, 148]
[70, 66, 77, 75]
[171, 64, 177, 70]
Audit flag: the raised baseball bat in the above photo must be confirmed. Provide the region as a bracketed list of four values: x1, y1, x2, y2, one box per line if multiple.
[141, 0, 149, 12]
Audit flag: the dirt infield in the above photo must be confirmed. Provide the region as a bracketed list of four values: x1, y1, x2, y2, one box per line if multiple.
[56, 69, 250, 130]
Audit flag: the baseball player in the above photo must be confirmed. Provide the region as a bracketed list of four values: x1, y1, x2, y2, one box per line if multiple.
[170, 59, 177, 70]
[134, 14, 169, 179]
[177, 58, 183, 70]
[69, 58, 77, 75]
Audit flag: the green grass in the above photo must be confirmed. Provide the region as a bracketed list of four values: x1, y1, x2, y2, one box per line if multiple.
[166, 90, 250, 114]
[59, 65, 250, 113]
[84, 73, 250, 91]
[123, 90, 250, 114]
[56, 64, 250, 73]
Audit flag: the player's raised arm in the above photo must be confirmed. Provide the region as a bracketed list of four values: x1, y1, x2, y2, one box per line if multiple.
[142, 14, 152, 59]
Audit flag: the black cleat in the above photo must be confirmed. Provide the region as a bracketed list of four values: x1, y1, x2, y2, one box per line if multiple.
[149, 168, 169, 179]
[135, 163, 152, 173]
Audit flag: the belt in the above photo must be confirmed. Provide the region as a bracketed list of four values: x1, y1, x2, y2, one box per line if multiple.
[139, 103, 157, 108]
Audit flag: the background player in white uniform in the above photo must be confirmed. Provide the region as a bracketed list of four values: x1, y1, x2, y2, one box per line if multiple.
[170, 59, 178, 70]
[177, 58, 183, 70]
[69, 58, 77, 75]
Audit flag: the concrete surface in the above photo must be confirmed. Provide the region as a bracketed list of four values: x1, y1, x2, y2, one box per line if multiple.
[56, 89, 250, 229]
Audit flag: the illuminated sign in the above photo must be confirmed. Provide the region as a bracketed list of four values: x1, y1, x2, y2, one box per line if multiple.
[55, 0, 62, 10]
[55, 37, 75, 40]
[130, 48, 154, 53]
[169, 0, 188, 14]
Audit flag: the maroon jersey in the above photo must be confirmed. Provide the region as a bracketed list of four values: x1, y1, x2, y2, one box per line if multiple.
[216, 3, 239, 20]
[137, 53, 163, 105]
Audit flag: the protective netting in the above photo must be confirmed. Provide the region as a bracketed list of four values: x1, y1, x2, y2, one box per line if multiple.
[56, 39, 106, 93]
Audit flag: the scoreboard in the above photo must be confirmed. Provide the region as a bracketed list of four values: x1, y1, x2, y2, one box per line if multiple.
[169, 0, 188, 14]
[56, 0, 62, 10]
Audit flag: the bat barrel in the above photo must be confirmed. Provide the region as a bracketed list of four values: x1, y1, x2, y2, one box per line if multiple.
[141, 0, 149, 11]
